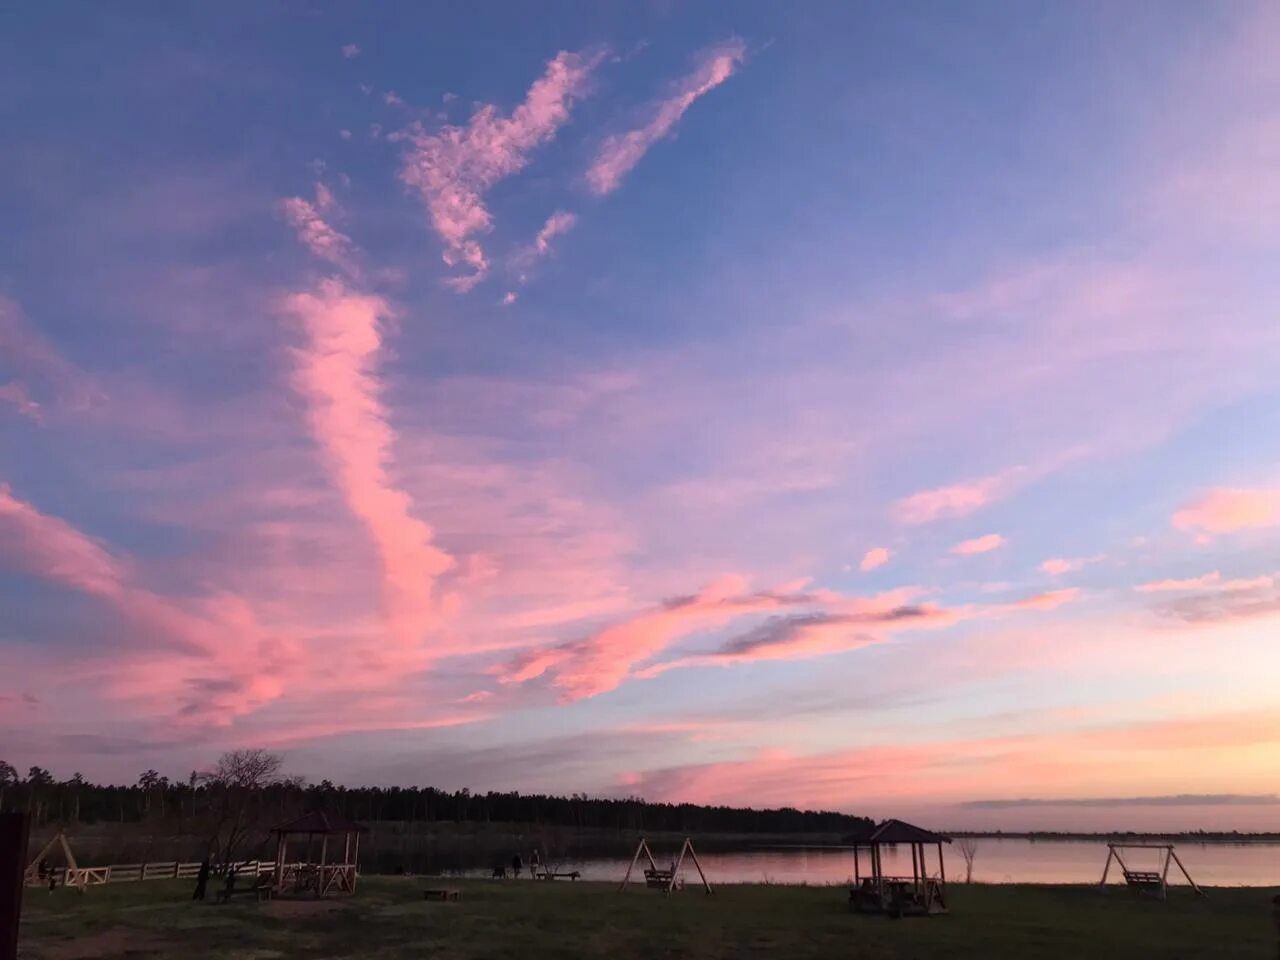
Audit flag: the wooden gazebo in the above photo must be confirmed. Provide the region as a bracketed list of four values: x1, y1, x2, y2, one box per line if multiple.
[848, 819, 950, 916]
[270, 811, 366, 897]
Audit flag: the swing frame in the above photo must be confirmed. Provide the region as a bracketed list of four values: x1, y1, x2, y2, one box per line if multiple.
[618, 837, 712, 895]
[1098, 843, 1204, 901]
[23, 831, 85, 892]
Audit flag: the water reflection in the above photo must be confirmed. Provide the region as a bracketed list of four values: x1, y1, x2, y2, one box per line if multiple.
[49, 833, 1280, 886]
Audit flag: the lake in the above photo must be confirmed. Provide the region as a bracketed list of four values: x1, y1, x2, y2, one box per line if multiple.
[437, 839, 1280, 887]
[48, 827, 1280, 887]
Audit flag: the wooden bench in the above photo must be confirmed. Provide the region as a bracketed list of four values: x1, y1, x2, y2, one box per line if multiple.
[216, 876, 271, 903]
[423, 888, 460, 902]
[1123, 870, 1163, 890]
[644, 869, 676, 890]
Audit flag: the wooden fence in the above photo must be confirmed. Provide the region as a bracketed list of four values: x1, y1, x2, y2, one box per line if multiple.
[36, 860, 277, 889]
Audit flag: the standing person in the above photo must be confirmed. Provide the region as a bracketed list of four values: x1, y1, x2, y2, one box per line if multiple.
[192, 858, 211, 901]
[529, 849, 541, 879]
[510, 853, 522, 879]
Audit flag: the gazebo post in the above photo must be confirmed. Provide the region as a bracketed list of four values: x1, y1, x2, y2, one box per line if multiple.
[937, 841, 946, 904]
[352, 830, 360, 891]
[319, 834, 328, 895]
[273, 833, 285, 890]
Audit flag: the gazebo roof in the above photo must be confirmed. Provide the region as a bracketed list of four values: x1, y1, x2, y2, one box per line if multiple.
[847, 818, 951, 845]
[271, 811, 367, 835]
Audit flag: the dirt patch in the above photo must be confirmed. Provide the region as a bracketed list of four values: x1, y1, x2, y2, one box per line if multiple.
[260, 899, 346, 918]
[39, 926, 169, 960]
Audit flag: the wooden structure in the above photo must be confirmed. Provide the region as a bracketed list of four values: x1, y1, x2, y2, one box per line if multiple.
[1098, 843, 1203, 900]
[22, 831, 86, 892]
[849, 819, 950, 916]
[2, 813, 31, 960]
[530, 847, 580, 881]
[619, 838, 712, 895]
[270, 811, 365, 898]
[423, 887, 460, 901]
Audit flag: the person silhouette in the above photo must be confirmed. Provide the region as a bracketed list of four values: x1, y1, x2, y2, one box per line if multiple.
[192, 859, 211, 901]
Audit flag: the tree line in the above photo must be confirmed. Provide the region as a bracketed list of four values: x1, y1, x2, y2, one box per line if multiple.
[0, 754, 872, 840]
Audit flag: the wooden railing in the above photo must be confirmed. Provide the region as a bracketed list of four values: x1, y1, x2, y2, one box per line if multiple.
[34, 859, 279, 888]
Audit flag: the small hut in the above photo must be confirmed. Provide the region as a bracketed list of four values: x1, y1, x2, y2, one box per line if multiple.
[848, 819, 950, 916]
[270, 811, 366, 897]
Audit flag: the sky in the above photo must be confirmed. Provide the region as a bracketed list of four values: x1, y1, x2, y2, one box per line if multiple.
[2, 2, 1280, 832]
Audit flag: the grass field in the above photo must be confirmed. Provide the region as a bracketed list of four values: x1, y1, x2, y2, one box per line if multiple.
[17, 877, 1277, 959]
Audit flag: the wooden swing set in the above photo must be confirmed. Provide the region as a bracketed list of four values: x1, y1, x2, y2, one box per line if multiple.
[619, 838, 712, 895]
[1098, 843, 1204, 901]
[22, 832, 96, 892]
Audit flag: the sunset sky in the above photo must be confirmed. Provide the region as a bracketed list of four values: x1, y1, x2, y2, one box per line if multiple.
[3, 2, 1280, 831]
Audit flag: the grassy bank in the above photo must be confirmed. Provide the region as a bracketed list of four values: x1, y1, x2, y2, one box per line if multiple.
[18, 877, 1276, 959]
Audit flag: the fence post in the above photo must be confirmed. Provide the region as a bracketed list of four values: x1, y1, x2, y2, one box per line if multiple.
[0, 812, 32, 960]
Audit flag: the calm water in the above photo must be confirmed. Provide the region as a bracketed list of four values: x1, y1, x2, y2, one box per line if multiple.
[53, 830, 1280, 887]
[439, 839, 1280, 887]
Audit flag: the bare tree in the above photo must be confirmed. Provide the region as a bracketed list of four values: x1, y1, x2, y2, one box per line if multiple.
[957, 837, 979, 883]
[200, 750, 286, 871]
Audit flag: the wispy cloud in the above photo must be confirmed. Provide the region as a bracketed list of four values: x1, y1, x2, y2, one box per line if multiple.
[1172, 487, 1280, 533]
[279, 183, 357, 274]
[0, 297, 98, 416]
[586, 38, 746, 196]
[341, 44, 361, 59]
[280, 279, 454, 649]
[859, 546, 890, 572]
[952, 533, 1006, 555]
[962, 793, 1280, 809]
[893, 469, 1024, 525]
[400, 49, 605, 291]
[1040, 556, 1099, 576]
[0, 381, 41, 422]
[511, 210, 578, 280]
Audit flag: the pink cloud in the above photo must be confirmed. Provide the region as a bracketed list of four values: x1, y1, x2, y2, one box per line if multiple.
[620, 706, 1280, 810]
[586, 38, 746, 196]
[893, 468, 1023, 524]
[640, 602, 953, 677]
[341, 44, 361, 59]
[1040, 556, 1098, 576]
[1136, 571, 1225, 593]
[0, 484, 126, 598]
[0, 484, 300, 722]
[511, 209, 578, 281]
[400, 50, 604, 291]
[1172, 487, 1280, 533]
[0, 297, 98, 414]
[1004, 588, 1080, 611]
[280, 279, 454, 649]
[495, 575, 810, 700]
[279, 184, 356, 273]
[498, 580, 959, 699]
[951, 533, 1006, 555]
[859, 546, 890, 571]
[0, 381, 40, 422]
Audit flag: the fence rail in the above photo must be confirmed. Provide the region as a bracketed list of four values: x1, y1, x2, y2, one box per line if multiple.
[33, 859, 277, 888]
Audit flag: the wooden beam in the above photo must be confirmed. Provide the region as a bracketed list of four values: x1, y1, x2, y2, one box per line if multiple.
[682, 838, 713, 894]
[1169, 849, 1205, 897]
[1098, 846, 1115, 887]
[618, 839, 649, 892]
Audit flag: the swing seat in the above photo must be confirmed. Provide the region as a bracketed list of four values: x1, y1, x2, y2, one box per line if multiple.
[1123, 870, 1163, 889]
[644, 868, 675, 889]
